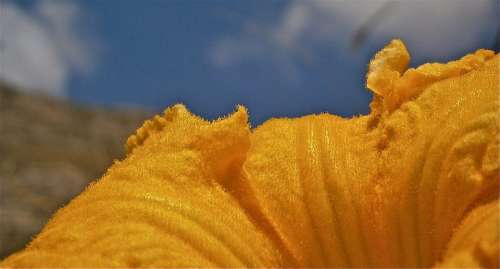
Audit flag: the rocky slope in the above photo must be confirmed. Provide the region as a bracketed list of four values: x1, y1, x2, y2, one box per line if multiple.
[0, 82, 151, 258]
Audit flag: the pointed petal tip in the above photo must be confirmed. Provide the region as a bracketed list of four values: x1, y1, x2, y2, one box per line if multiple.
[231, 104, 249, 125]
[208, 105, 250, 132]
[163, 103, 188, 115]
[366, 39, 410, 96]
[126, 103, 200, 155]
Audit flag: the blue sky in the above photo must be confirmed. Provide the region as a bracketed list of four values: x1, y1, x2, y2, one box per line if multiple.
[1, 0, 498, 125]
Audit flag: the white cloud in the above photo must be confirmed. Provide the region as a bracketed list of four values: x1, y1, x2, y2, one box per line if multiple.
[0, 0, 98, 96]
[209, 0, 497, 80]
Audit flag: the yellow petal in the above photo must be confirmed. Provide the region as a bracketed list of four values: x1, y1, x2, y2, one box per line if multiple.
[240, 114, 379, 267]
[367, 39, 410, 98]
[240, 42, 498, 268]
[1, 40, 498, 268]
[367, 40, 495, 113]
[1, 105, 283, 267]
[367, 40, 498, 267]
[435, 201, 499, 268]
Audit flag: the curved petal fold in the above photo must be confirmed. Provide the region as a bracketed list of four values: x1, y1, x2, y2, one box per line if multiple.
[435, 201, 499, 268]
[1, 105, 284, 267]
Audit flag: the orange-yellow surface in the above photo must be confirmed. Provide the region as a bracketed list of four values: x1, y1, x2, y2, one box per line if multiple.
[1, 40, 498, 268]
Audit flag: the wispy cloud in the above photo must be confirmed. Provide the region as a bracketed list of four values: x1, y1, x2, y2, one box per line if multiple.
[209, 0, 497, 81]
[0, 0, 99, 96]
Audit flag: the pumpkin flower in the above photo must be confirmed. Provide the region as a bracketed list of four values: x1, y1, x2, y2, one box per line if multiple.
[1, 40, 498, 268]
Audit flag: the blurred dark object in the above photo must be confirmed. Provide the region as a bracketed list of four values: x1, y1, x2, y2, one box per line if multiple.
[493, 26, 500, 52]
[0, 81, 151, 259]
[351, 1, 399, 51]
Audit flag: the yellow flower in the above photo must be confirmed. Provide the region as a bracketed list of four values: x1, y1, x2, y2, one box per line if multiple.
[1, 40, 498, 268]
